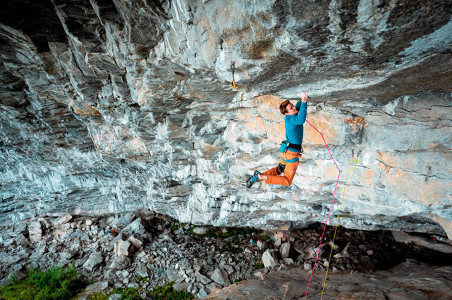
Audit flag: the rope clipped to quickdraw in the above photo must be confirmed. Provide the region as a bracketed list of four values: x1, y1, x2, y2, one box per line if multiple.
[320, 152, 359, 300]
[231, 61, 236, 89]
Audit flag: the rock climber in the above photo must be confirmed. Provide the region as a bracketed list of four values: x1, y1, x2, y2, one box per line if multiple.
[246, 92, 308, 188]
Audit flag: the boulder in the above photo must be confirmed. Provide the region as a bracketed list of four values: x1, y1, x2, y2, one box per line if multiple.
[3, 238, 14, 247]
[206, 282, 222, 293]
[108, 255, 131, 270]
[28, 221, 42, 242]
[195, 271, 212, 285]
[257, 240, 265, 250]
[12, 224, 27, 236]
[121, 218, 145, 235]
[108, 234, 125, 251]
[0, 252, 12, 265]
[108, 213, 136, 228]
[307, 247, 318, 259]
[38, 218, 52, 229]
[280, 242, 291, 259]
[135, 265, 149, 278]
[210, 268, 230, 286]
[127, 234, 143, 248]
[16, 246, 30, 260]
[74, 281, 109, 300]
[14, 234, 29, 247]
[173, 281, 189, 292]
[11, 270, 27, 281]
[333, 243, 350, 259]
[223, 265, 235, 275]
[53, 213, 73, 226]
[392, 231, 452, 254]
[83, 252, 103, 271]
[114, 240, 131, 257]
[296, 253, 305, 262]
[54, 223, 72, 238]
[192, 227, 209, 235]
[59, 251, 76, 260]
[196, 288, 208, 298]
[262, 250, 277, 268]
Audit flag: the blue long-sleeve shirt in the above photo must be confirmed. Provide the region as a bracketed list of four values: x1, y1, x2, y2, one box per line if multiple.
[284, 101, 307, 151]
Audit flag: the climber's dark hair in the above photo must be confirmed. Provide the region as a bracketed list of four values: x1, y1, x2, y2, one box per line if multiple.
[280, 100, 291, 115]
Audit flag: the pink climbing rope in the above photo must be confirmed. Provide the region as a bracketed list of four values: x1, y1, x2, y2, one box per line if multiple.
[304, 120, 341, 300]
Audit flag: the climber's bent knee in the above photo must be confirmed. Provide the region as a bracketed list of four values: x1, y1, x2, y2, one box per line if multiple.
[277, 163, 286, 174]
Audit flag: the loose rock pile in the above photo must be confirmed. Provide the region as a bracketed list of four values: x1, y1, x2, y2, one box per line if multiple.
[1, 212, 450, 299]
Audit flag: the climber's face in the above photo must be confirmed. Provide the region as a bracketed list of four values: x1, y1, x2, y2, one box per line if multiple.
[285, 103, 298, 116]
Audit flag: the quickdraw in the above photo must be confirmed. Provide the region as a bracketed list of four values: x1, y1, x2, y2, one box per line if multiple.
[231, 61, 236, 89]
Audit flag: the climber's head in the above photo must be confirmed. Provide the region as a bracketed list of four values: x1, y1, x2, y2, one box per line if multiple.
[280, 100, 298, 116]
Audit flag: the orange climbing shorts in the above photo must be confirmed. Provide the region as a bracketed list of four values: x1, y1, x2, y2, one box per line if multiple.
[261, 150, 302, 186]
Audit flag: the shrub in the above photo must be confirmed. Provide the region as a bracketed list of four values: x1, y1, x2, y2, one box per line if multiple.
[223, 240, 243, 253]
[252, 262, 264, 269]
[190, 226, 261, 239]
[7, 273, 16, 285]
[0, 264, 87, 300]
[148, 282, 193, 300]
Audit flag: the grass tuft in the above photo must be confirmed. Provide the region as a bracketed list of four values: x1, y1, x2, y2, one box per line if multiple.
[89, 287, 141, 300]
[148, 282, 193, 300]
[0, 264, 87, 300]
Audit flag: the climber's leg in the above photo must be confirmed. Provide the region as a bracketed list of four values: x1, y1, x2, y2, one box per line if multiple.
[261, 163, 285, 177]
[264, 151, 301, 186]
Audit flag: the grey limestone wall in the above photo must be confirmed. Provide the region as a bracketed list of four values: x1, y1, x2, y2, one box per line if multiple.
[0, 0, 451, 237]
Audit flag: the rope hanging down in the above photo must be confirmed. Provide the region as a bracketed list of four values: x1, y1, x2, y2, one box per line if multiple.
[304, 120, 341, 300]
[320, 153, 358, 300]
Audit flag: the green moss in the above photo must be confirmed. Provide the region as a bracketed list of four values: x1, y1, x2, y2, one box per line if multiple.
[252, 262, 264, 269]
[137, 276, 149, 283]
[91, 283, 192, 300]
[0, 264, 87, 300]
[7, 273, 16, 285]
[115, 287, 141, 300]
[89, 287, 141, 300]
[148, 282, 193, 300]
[190, 226, 262, 239]
[0, 280, 37, 300]
[224, 227, 259, 238]
[89, 291, 110, 300]
[223, 235, 244, 254]
[171, 221, 181, 233]
[233, 278, 245, 284]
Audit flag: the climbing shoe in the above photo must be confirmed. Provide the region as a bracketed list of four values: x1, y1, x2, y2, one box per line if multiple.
[246, 170, 261, 188]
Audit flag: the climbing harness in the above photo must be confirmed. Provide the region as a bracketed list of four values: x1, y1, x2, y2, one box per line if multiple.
[304, 119, 341, 300]
[282, 151, 299, 163]
[231, 61, 236, 89]
[320, 153, 358, 300]
[279, 140, 302, 163]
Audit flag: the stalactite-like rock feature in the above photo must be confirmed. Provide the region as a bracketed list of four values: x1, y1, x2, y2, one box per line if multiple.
[0, 0, 451, 238]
